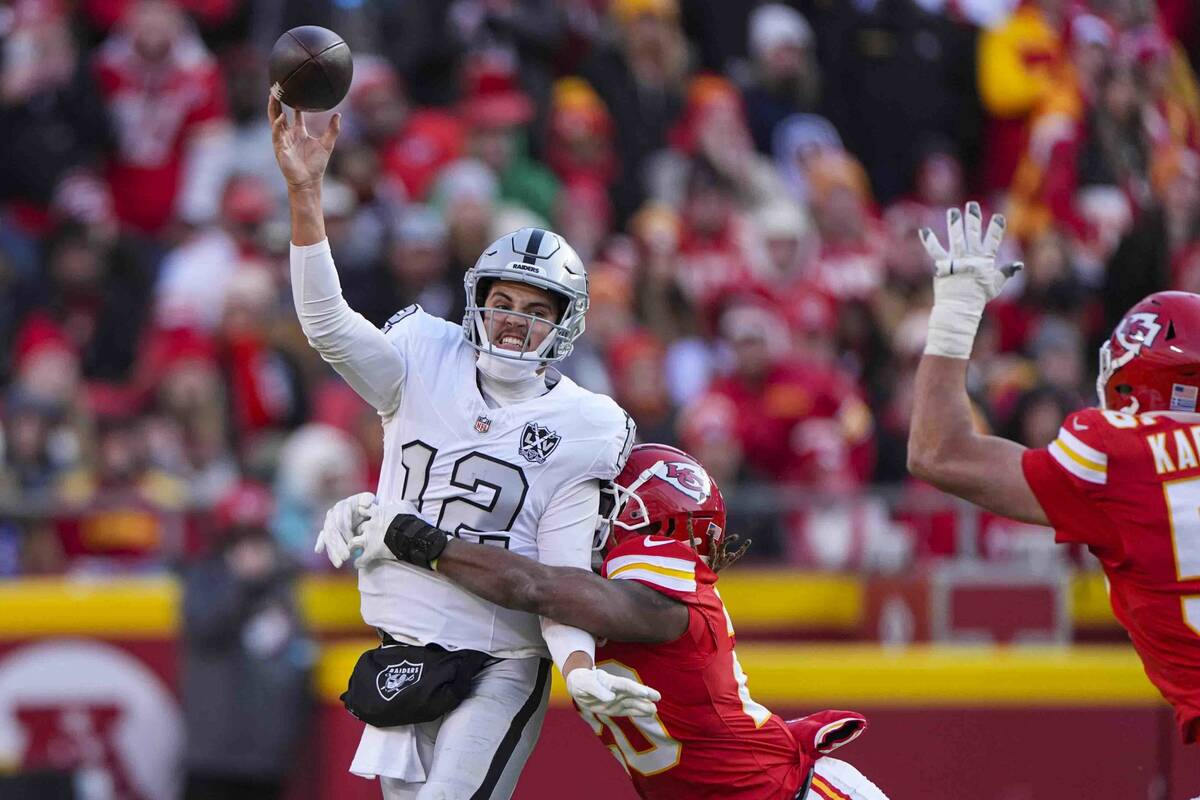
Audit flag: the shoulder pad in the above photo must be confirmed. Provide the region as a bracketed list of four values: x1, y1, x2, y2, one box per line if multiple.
[602, 535, 701, 597]
[577, 391, 628, 431]
[1048, 409, 1110, 486]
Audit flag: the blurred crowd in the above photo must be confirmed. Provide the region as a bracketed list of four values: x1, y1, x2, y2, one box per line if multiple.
[0, 0, 1198, 574]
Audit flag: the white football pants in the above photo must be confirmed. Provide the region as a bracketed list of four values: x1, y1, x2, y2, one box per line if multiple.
[352, 656, 551, 800]
[805, 757, 890, 800]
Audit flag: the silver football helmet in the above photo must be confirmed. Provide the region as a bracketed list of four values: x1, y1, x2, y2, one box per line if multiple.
[462, 227, 589, 364]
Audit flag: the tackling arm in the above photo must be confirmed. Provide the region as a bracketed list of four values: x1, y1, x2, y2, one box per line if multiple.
[437, 539, 690, 644]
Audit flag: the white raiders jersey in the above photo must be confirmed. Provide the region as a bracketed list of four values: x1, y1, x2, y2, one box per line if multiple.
[360, 305, 635, 658]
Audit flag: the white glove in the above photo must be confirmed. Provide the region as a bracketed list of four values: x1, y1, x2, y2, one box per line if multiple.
[315, 492, 376, 568]
[566, 667, 661, 718]
[919, 202, 1022, 359]
[347, 500, 421, 569]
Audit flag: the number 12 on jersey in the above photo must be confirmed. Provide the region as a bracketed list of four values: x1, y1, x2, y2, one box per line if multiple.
[400, 440, 529, 546]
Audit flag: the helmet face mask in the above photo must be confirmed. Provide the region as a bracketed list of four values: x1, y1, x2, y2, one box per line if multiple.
[1098, 292, 1200, 414]
[463, 228, 589, 365]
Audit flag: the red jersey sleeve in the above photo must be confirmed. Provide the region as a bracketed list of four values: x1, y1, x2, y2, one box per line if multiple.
[183, 62, 228, 130]
[601, 535, 714, 604]
[1021, 408, 1119, 551]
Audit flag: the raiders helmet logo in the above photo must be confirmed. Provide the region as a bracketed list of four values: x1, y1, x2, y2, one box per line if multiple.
[377, 661, 423, 701]
[1116, 312, 1163, 353]
[650, 461, 712, 503]
[519, 422, 561, 463]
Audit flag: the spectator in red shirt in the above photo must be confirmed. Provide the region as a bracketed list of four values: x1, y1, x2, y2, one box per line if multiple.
[650, 73, 786, 217]
[976, 0, 1071, 193]
[545, 77, 617, 191]
[348, 56, 463, 203]
[93, 0, 229, 234]
[607, 330, 675, 445]
[699, 296, 874, 489]
[674, 157, 769, 305]
[219, 267, 307, 441]
[752, 200, 820, 310]
[806, 150, 887, 304]
[553, 177, 612, 266]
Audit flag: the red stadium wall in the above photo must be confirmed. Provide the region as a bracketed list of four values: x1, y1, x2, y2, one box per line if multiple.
[314, 704, 1200, 800]
[1, 578, 1196, 799]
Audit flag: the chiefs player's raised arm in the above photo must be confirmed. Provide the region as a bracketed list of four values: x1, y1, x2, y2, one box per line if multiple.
[435, 539, 690, 644]
[908, 355, 1049, 525]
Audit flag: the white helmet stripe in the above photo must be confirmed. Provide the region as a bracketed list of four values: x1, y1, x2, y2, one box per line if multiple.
[521, 228, 547, 263]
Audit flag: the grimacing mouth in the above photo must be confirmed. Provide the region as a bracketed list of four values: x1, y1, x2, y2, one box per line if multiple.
[488, 320, 551, 352]
[494, 330, 530, 351]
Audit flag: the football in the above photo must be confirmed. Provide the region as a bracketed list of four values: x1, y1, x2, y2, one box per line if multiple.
[268, 26, 353, 112]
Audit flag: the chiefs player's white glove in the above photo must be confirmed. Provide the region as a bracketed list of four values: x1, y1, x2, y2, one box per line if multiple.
[919, 202, 1022, 359]
[348, 500, 422, 569]
[315, 492, 376, 568]
[566, 667, 661, 718]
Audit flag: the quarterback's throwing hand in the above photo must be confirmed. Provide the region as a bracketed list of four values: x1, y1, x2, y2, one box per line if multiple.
[567, 667, 661, 718]
[268, 92, 341, 190]
[919, 201, 1022, 359]
[315, 492, 375, 568]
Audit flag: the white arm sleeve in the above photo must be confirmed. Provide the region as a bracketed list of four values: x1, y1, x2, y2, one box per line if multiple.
[290, 240, 407, 415]
[537, 478, 601, 671]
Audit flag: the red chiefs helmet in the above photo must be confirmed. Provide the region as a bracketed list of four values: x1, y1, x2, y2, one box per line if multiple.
[596, 443, 727, 558]
[1098, 291, 1200, 413]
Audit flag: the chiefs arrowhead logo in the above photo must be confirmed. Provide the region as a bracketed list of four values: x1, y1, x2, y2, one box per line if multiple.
[1116, 312, 1163, 354]
[649, 461, 712, 503]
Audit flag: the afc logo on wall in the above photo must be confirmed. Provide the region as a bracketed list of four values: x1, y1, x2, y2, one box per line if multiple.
[0, 641, 182, 800]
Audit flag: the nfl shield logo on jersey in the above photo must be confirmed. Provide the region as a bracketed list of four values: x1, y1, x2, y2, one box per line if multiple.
[474, 415, 492, 433]
[377, 661, 423, 701]
[519, 422, 561, 463]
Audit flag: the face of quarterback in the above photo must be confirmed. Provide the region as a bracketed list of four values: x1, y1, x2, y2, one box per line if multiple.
[482, 281, 559, 353]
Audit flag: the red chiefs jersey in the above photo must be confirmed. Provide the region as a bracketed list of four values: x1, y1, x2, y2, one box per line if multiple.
[1022, 407, 1200, 742]
[588, 535, 811, 798]
[94, 32, 227, 233]
[705, 360, 874, 488]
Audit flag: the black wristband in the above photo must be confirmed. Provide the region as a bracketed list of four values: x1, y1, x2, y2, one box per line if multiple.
[382, 514, 449, 570]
